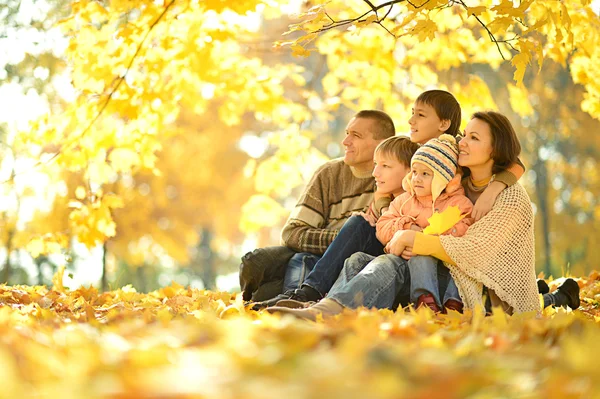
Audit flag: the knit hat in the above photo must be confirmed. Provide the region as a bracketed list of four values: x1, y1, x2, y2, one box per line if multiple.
[410, 134, 459, 204]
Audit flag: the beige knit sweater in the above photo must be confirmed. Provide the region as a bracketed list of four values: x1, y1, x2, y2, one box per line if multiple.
[440, 183, 540, 314]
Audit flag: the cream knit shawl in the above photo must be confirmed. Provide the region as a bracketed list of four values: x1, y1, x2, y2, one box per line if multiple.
[440, 183, 540, 314]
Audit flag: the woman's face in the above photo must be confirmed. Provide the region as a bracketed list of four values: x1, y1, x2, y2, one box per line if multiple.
[458, 118, 494, 169]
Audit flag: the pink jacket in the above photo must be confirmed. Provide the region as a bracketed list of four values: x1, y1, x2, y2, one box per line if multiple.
[376, 174, 474, 245]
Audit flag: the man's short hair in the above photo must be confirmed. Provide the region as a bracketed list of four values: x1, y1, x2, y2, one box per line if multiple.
[354, 110, 396, 140]
[375, 136, 420, 168]
[415, 90, 462, 137]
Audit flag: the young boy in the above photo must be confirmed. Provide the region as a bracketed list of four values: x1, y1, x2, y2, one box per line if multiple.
[253, 136, 419, 310]
[377, 135, 473, 313]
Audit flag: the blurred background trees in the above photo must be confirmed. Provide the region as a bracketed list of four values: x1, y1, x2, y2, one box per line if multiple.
[1, 0, 599, 290]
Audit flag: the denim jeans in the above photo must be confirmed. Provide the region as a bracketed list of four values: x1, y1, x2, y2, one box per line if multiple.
[327, 252, 411, 310]
[302, 215, 385, 297]
[408, 255, 458, 307]
[282, 252, 320, 292]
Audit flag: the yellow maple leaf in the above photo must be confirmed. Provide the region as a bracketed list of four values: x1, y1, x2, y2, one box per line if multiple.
[412, 19, 437, 41]
[52, 265, 66, 292]
[511, 52, 530, 87]
[423, 205, 466, 235]
[291, 44, 311, 58]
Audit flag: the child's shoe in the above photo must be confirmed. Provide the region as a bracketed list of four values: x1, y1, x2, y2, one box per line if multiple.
[444, 299, 464, 314]
[416, 294, 442, 313]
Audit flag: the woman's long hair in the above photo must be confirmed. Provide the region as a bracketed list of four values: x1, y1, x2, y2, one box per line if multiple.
[471, 111, 521, 175]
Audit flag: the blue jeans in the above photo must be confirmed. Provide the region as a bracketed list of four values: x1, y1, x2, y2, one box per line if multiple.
[302, 215, 385, 296]
[408, 255, 459, 307]
[327, 252, 411, 309]
[283, 252, 320, 292]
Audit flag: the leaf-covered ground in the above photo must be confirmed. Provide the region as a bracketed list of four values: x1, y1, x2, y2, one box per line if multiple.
[1, 272, 600, 398]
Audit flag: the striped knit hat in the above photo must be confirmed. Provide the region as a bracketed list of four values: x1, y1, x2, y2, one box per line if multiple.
[411, 134, 459, 204]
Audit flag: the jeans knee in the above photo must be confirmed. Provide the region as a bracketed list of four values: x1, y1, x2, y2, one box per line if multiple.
[345, 215, 370, 230]
[345, 252, 373, 272]
[409, 255, 438, 269]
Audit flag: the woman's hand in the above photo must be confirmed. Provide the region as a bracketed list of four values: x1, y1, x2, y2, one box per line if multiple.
[385, 230, 417, 258]
[472, 181, 506, 221]
[400, 247, 413, 260]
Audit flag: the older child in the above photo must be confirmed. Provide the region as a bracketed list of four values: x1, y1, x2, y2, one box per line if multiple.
[377, 134, 473, 313]
[252, 136, 419, 309]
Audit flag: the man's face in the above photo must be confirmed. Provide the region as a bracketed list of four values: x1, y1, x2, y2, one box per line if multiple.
[342, 117, 381, 171]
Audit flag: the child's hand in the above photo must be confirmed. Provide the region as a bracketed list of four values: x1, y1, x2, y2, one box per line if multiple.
[472, 181, 506, 221]
[409, 225, 423, 232]
[353, 211, 377, 227]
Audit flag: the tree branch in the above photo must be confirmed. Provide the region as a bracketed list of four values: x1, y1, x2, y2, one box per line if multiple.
[305, 0, 519, 60]
[362, 0, 379, 18]
[3, 0, 177, 184]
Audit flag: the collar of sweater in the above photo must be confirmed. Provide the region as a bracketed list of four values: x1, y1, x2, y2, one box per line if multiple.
[349, 166, 374, 179]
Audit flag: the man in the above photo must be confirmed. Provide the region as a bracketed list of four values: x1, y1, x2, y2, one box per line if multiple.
[240, 110, 396, 305]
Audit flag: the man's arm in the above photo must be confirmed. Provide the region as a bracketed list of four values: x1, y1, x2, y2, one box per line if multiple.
[281, 162, 336, 255]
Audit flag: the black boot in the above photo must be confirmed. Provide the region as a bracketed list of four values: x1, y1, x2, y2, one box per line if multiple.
[537, 279, 550, 295]
[543, 278, 580, 310]
[556, 278, 580, 310]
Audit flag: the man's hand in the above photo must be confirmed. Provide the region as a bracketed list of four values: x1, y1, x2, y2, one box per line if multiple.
[385, 230, 417, 258]
[472, 181, 506, 221]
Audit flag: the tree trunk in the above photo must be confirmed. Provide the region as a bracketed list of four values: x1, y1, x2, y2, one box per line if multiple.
[101, 242, 108, 291]
[198, 229, 216, 290]
[1, 229, 15, 284]
[533, 158, 552, 276]
[136, 265, 147, 293]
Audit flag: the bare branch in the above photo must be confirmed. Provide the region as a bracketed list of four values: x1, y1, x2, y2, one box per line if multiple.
[362, 0, 379, 17]
[383, 5, 394, 21]
[453, 0, 509, 60]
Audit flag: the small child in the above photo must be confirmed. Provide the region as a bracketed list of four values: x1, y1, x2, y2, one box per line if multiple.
[377, 134, 473, 313]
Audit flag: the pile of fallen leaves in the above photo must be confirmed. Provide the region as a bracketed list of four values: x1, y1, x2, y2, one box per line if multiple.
[1, 269, 600, 398]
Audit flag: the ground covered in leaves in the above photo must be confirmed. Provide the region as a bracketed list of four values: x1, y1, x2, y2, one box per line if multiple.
[2, 271, 600, 398]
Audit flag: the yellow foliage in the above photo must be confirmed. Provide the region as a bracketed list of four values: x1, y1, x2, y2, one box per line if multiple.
[0, 272, 597, 396]
[507, 84, 535, 118]
[239, 195, 287, 234]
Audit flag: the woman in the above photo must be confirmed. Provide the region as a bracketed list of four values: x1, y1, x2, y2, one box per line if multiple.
[268, 111, 575, 319]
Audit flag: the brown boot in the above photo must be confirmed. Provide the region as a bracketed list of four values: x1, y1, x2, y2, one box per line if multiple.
[416, 294, 442, 313]
[444, 299, 464, 314]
